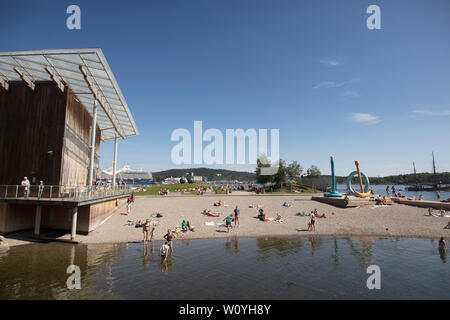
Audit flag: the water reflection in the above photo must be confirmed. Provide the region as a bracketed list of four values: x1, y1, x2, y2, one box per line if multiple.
[1, 237, 450, 299]
[160, 256, 174, 276]
[346, 237, 374, 267]
[439, 248, 447, 263]
[256, 237, 304, 261]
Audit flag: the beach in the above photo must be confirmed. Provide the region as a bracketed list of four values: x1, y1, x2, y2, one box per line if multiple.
[42, 194, 448, 245]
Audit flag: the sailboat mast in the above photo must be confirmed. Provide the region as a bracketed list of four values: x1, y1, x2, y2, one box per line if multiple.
[432, 152, 437, 189]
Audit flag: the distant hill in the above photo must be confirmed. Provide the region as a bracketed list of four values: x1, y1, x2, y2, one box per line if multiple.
[152, 168, 256, 182]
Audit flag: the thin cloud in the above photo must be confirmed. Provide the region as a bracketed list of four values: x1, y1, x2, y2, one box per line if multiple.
[350, 113, 381, 125]
[320, 59, 341, 66]
[412, 109, 450, 116]
[313, 78, 359, 89]
[342, 90, 360, 98]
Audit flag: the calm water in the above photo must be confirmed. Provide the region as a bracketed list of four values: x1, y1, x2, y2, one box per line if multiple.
[0, 236, 448, 300]
[337, 184, 450, 201]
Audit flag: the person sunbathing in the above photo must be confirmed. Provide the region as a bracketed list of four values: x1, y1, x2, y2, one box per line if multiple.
[275, 213, 284, 222]
[202, 209, 221, 217]
[214, 200, 226, 207]
[282, 202, 291, 208]
[418, 195, 424, 200]
[249, 204, 263, 208]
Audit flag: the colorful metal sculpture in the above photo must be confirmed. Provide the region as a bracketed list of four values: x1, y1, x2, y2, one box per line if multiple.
[324, 156, 342, 197]
[346, 160, 371, 198]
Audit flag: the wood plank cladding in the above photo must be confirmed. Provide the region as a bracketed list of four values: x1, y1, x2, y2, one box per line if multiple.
[61, 87, 101, 186]
[0, 82, 66, 185]
[0, 82, 101, 187]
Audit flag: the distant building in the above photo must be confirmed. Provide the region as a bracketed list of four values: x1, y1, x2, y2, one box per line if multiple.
[98, 165, 152, 181]
[164, 177, 181, 184]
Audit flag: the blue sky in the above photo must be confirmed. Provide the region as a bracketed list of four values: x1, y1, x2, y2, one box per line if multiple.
[1, 0, 450, 176]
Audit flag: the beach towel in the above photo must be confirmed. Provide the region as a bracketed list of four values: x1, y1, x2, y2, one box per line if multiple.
[205, 222, 215, 226]
[216, 222, 226, 226]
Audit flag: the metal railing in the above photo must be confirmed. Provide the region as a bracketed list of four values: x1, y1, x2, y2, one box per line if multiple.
[0, 184, 132, 202]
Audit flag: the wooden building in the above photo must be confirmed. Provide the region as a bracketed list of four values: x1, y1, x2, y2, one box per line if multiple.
[0, 82, 101, 186]
[0, 48, 139, 239]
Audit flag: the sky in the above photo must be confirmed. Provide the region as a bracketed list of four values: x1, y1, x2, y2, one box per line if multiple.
[1, 0, 450, 177]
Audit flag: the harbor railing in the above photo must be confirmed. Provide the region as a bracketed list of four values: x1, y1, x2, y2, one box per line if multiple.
[0, 184, 132, 202]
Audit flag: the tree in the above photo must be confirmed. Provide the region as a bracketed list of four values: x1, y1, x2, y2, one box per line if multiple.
[273, 159, 287, 187]
[307, 165, 321, 177]
[154, 176, 163, 183]
[286, 161, 303, 183]
[255, 154, 274, 185]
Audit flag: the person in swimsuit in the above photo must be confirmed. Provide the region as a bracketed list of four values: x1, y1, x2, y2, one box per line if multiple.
[234, 206, 240, 226]
[143, 219, 150, 242]
[160, 241, 170, 262]
[310, 212, 316, 231]
[164, 229, 174, 253]
[438, 237, 447, 252]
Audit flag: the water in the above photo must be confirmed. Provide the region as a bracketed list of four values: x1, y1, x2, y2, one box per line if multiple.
[0, 236, 449, 300]
[337, 184, 450, 201]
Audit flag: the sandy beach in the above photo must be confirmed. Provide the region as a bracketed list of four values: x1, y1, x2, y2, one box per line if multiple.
[47, 194, 449, 244]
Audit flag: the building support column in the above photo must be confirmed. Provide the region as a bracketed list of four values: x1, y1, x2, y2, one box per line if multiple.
[88, 100, 98, 186]
[34, 205, 42, 237]
[112, 135, 118, 187]
[71, 207, 78, 240]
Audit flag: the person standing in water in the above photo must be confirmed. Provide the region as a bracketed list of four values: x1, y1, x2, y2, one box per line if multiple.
[164, 229, 174, 254]
[386, 186, 390, 197]
[438, 237, 447, 251]
[436, 191, 441, 201]
[160, 241, 170, 262]
[310, 211, 316, 231]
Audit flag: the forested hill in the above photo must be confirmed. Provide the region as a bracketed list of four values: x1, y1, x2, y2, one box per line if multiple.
[336, 172, 450, 185]
[152, 168, 256, 182]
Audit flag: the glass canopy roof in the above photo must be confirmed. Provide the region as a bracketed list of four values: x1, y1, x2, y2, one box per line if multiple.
[0, 48, 138, 141]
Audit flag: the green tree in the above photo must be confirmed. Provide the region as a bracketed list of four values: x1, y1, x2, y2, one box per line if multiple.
[307, 165, 321, 177]
[154, 176, 163, 183]
[255, 154, 274, 185]
[273, 159, 287, 187]
[286, 161, 303, 183]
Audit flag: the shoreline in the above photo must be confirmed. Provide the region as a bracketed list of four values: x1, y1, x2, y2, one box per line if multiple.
[4, 195, 449, 247]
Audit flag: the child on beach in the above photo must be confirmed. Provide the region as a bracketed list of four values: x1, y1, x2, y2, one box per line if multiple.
[164, 230, 175, 253]
[223, 214, 233, 233]
[160, 241, 170, 261]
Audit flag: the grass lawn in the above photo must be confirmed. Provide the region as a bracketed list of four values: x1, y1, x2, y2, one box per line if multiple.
[134, 183, 209, 196]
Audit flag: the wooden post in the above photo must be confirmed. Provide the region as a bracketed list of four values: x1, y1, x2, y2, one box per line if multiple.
[34, 205, 42, 237]
[71, 207, 78, 240]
